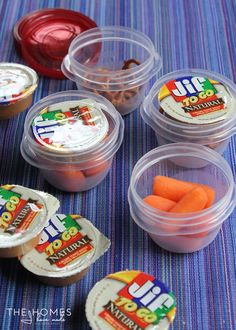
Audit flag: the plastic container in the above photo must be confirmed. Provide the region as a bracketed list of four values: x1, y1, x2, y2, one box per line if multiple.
[0, 63, 38, 119]
[62, 26, 162, 115]
[13, 9, 97, 78]
[20, 91, 124, 192]
[141, 69, 236, 154]
[128, 143, 236, 253]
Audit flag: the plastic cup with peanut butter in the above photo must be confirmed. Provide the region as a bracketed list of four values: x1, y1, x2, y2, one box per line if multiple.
[141, 69, 236, 154]
[0, 184, 59, 258]
[86, 270, 176, 330]
[20, 214, 110, 286]
[0, 63, 38, 119]
[20, 90, 124, 192]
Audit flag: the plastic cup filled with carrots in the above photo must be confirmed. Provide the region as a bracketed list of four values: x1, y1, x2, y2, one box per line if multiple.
[128, 143, 236, 253]
[20, 91, 124, 192]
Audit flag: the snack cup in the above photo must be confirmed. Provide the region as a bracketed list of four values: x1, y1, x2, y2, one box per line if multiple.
[20, 91, 124, 192]
[128, 143, 236, 253]
[0, 185, 59, 258]
[0, 63, 38, 119]
[62, 26, 162, 115]
[20, 214, 110, 286]
[86, 270, 176, 330]
[141, 69, 236, 154]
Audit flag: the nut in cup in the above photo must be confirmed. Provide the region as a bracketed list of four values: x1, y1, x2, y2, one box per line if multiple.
[0, 63, 38, 120]
[61, 26, 162, 116]
[20, 91, 124, 192]
[128, 143, 236, 253]
[141, 69, 236, 154]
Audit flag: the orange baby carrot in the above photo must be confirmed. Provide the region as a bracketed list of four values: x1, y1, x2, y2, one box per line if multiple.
[153, 176, 215, 208]
[83, 161, 110, 177]
[196, 184, 215, 208]
[143, 195, 176, 211]
[182, 231, 209, 239]
[169, 187, 208, 213]
[153, 176, 195, 202]
[144, 195, 180, 232]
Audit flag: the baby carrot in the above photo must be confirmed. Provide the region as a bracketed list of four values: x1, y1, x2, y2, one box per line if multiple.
[83, 161, 110, 177]
[197, 184, 215, 208]
[153, 176, 215, 208]
[153, 176, 195, 202]
[143, 195, 176, 211]
[182, 231, 209, 239]
[169, 187, 208, 213]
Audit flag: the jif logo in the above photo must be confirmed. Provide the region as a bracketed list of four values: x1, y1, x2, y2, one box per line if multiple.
[127, 280, 174, 312]
[171, 76, 206, 98]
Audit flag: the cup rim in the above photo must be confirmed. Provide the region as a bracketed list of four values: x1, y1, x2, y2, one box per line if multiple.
[68, 26, 158, 77]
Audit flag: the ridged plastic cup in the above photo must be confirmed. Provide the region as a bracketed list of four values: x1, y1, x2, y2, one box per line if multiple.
[62, 26, 162, 116]
[21, 91, 124, 192]
[128, 143, 236, 253]
[141, 69, 236, 154]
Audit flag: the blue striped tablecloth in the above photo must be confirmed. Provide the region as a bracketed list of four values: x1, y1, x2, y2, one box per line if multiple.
[0, 0, 235, 329]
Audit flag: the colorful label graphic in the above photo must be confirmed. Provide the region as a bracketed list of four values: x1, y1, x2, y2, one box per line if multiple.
[0, 186, 42, 235]
[99, 272, 176, 329]
[31, 100, 109, 151]
[158, 76, 230, 124]
[36, 214, 94, 268]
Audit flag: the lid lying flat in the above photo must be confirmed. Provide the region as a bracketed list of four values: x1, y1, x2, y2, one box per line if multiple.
[86, 270, 176, 330]
[20, 214, 110, 278]
[0, 63, 38, 106]
[31, 99, 109, 152]
[0, 185, 59, 249]
[13, 9, 97, 78]
[158, 75, 235, 124]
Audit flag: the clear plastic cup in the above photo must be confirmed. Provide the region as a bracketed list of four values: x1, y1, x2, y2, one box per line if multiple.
[61, 26, 162, 116]
[141, 69, 236, 154]
[128, 143, 236, 253]
[21, 91, 124, 192]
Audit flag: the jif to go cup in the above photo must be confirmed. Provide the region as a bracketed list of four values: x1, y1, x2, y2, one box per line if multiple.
[20, 213, 110, 286]
[0, 184, 59, 258]
[86, 270, 176, 330]
[20, 91, 124, 192]
[0, 63, 38, 120]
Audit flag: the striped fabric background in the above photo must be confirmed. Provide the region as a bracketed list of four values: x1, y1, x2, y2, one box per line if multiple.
[0, 0, 236, 329]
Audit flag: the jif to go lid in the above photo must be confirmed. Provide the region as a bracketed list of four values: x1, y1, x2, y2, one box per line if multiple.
[158, 73, 236, 124]
[86, 270, 176, 330]
[31, 99, 109, 153]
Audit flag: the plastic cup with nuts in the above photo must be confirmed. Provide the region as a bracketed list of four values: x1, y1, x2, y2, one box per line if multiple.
[62, 26, 162, 116]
